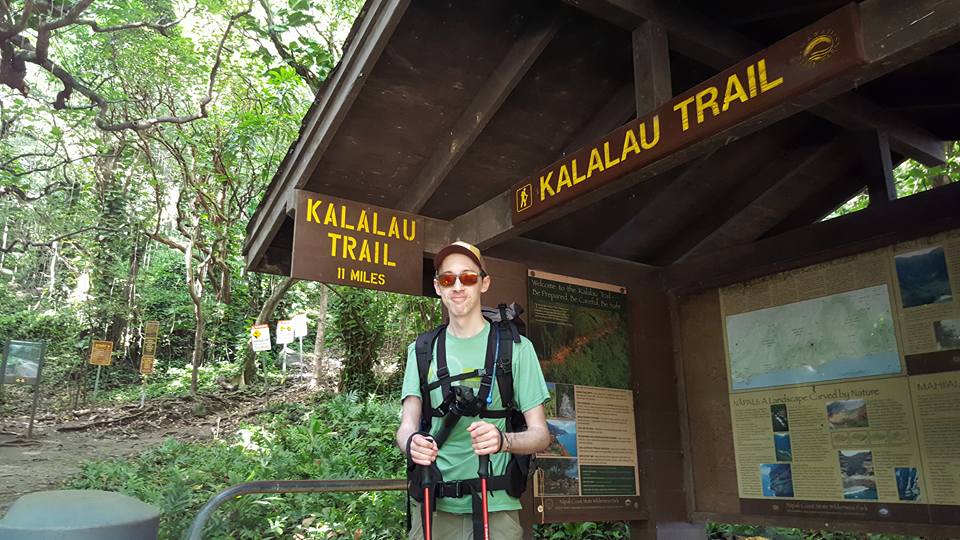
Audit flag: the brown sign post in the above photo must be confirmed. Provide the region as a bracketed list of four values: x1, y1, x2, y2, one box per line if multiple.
[291, 190, 424, 295]
[511, 4, 866, 224]
[140, 320, 159, 375]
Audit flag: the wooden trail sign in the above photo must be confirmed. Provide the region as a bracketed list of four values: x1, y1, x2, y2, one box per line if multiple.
[511, 4, 865, 224]
[140, 320, 159, 375]
[291, 190, 424, 295]
[89, 340, 114, 366]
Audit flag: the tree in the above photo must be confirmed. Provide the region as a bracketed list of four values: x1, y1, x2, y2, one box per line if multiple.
[0, 0, 250, 131]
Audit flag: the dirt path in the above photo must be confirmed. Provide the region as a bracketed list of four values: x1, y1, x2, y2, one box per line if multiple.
[0, 423, 210, 512]
[0, 383, 306, 513]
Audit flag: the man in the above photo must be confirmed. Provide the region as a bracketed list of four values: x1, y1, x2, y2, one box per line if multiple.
[396, 241, 550, 539]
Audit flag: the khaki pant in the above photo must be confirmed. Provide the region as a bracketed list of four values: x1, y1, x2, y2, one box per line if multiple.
[408, 502, 523, 540]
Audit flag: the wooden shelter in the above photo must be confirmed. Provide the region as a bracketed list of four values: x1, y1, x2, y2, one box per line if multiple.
[245, 1, 960, 537]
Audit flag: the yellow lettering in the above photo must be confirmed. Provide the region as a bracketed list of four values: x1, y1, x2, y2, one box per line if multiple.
[403, 219, 416, 242]
[372, 212, 386, 236]
[384, 243, 396, 267]
[306, 198, 322, 223]
[695, 86, 720, 124]
[357, 210, 370, 233]
[376, 273, 385, 285]
[539, 171, 555, 200]
[758, 59, 783, 92]
[388, 217, 400, 239]
[350, 268, 362, 281]
[621, 129, 641, 161]
[323, 203, 338, 227]
[327, 232, 341, 257]
[673, 96, 696, 131]
[556, 164, 573, 192]
[639, 115, 660, 150]
[722, 74, 748, 112]
[746, 64, 758, 97]
[358, 239, 371, 263]
[603, 141, 620, 168]
[571, 158, 586, 185]
[340, 205, 355, 230]
[587, 148, 605, 178]
[344, 235, 357, 260]
[374, 240, 380, 265]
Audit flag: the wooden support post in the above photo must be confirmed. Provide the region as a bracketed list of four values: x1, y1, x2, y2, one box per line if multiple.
[632, 19, 672, 116]
[397, 13, 564, 213]
[857, 129, 897, 207]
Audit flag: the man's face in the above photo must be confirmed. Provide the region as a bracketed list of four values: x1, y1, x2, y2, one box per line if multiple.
[434, 253, 490, 319]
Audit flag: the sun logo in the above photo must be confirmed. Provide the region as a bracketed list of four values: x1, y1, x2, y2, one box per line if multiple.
[802, 29, 839, 64]
[252, 329, 262, 338]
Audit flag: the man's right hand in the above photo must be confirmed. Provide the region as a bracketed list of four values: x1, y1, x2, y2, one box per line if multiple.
[409, 434, 439, 466]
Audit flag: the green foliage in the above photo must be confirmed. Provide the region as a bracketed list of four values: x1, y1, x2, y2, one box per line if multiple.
[828, 141, 959, 219]
[65, 392, 406, 539]
[706, 522, 922, 540]
[326, 286, 441, 394]
[534, 521, 630, 539]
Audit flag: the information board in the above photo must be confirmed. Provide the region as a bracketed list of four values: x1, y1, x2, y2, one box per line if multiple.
[89, 340, 114, 366]
[720, 229, 960, 525]
[527, 270, 642, 522]
[251, 324, 272, 352]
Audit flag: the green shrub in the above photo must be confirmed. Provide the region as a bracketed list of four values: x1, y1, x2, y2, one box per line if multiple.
[534, 521, 630, 539]
[65, 392, 406, 539]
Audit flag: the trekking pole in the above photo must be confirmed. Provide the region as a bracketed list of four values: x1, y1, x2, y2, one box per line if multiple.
[420, 459, 433, 540]
[478, 453, 491, 540]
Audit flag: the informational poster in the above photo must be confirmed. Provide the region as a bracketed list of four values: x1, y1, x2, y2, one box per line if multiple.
[292, 314, 309, 338]
[720, 230, 960, 526]
[251, 324, 272, 352]
[1, 340, 45, 385]
[276, 320, 294, 345]
[887, 234, 960, 360]
[89, 340, 114, 366]
[527, 270, 641, 522]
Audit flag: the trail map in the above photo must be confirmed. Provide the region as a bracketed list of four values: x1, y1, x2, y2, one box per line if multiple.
[725, 285, 901, 390]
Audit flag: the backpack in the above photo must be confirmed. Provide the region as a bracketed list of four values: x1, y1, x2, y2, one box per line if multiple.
[406, 303, 533, 534]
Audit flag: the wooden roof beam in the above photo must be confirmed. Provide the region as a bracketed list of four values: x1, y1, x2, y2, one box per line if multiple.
[665, 180, 960, 295]
[561, 84, 636, 155]
[454, 0, 960, 251]
[396, 13, 564, 213]
[561, 0, 948, 166]
[672, 137, 854, 262]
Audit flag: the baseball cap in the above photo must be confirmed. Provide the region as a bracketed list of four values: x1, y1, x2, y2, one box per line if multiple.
[434, 240, 485, 273]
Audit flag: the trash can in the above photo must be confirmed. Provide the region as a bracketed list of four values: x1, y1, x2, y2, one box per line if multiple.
[0, 490, 160, 540]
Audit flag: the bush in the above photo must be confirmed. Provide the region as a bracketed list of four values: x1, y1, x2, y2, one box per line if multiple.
[65, 392, 406, 539]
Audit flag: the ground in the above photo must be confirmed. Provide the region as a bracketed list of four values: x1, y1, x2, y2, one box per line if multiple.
[0, 382, 309, 513]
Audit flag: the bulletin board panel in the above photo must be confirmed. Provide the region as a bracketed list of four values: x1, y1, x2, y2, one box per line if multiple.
[678, 229, 960, 536]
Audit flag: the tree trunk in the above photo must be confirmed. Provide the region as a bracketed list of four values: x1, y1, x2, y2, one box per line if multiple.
[46, 240, 58, 296]
[310, 286, 328, 389]
[190, 298, 205, 397]
[242, 276, 298, 384]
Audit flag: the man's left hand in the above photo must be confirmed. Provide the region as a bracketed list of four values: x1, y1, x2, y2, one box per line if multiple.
[467, 421, 501, 455]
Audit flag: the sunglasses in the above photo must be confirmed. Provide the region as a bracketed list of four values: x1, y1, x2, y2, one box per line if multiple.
[435, 270, 486, 288]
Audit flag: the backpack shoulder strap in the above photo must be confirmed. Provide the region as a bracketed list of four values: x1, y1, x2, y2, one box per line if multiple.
[493, 320, 518, 428]
[415, 325, 445, 431]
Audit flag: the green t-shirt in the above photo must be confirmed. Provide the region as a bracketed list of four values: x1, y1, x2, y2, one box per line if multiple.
[401, 321, 549, 514]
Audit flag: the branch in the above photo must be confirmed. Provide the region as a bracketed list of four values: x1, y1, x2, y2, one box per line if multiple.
[253, 0, 320, 92]
[46, 2, 197, 34]
[0, 181, 67, 201]
[17, 4, 250, 131]
[0, 0, 33, 41]
[0, 225, 110, 253]
[1, 152, 100, 178]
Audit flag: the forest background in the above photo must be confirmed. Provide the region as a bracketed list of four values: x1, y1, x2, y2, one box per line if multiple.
[0, 0, 957, 537]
